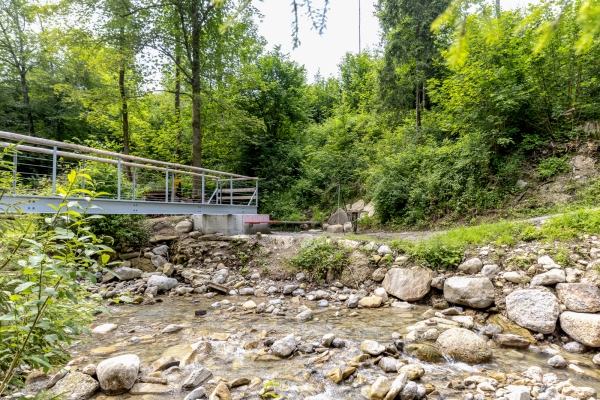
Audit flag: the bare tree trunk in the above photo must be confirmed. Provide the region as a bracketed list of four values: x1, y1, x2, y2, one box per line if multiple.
[496, 0, 501, 17]
[19, 70, 34, 135]
[119, 60, 133, 181]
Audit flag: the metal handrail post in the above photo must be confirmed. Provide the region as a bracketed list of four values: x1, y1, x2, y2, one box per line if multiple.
[230, 177, 233, 205]
[52, 146, 57, 195]
[165, 166, 169, 203]
[132, 167, 136, 200]
[12, 152, 17, 194]
[256, 179, 259, 207]
[117, 157, 122, 200]
[201, 172, 205, 204]
[81, 161, 86, 189]
[171, 173, 175, 202]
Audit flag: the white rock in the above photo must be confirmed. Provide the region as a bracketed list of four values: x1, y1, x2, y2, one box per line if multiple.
[505, 289, 560, 333]
[378, 245, 392, 255]
[443, 277, 495, 308]
[271, 334, 296, 357]
[531, 269, 566, 286]
[374, 287, 389, 302]
[92, 324, 118, 334]
[175, 220, 193, 233]
[96, 354, 140, 395]
[457, 258, 484, 274]
[147, 275, 178, 292]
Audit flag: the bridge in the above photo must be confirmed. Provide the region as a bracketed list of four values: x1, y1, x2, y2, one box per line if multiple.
[0, 131, 259, 215]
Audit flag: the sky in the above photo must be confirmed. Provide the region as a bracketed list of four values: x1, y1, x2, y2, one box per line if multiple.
[253, 0, 537, 82]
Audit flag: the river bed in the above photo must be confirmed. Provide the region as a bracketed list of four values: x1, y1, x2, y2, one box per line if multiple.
[71, 296, 600, 399]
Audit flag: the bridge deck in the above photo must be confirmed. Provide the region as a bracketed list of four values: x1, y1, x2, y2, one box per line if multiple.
[0, 131, 259, 215]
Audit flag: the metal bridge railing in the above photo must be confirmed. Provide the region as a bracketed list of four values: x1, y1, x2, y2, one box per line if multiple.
[0, 131, 259, 214]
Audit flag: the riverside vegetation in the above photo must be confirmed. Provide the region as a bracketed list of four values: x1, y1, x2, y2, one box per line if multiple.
[1, 0, 600, 225]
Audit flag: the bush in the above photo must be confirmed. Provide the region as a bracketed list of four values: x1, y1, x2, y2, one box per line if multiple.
[0, 166, 114, 394]
[288, 238, 350, 283]
[536, 156, 571, 180]
[87, 214, 149, 247]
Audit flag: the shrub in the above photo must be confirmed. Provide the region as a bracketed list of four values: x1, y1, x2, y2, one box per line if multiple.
[87, 214, 149, 247]
[0, 165, 114, 395]
[536, 156, 571, 180]
[288, 238, 350, 283]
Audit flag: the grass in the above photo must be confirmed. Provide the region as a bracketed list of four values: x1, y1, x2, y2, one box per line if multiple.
[287, 237, 350, 283]
[388, 208, 600, 270]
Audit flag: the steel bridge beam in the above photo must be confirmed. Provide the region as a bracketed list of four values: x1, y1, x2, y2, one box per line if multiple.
[0, 195, 258, 215]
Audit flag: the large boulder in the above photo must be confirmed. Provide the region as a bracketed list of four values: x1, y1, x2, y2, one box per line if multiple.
[382, 267, 432, 301]
[130, 257, 155, 272]
[505, 289, 559, 334]
[97, 354, 140, 395]
[328, 208, 349, 225]
[436, 328, 492, 364]
[360, 340, 385, 356]
[49, 372, 99, 400]
[560, 312, 600, 347]
[147, 275, 178, 292]
[531, 269, 566, 286]
[326, 224, 344, 234]
[556, 283, 600, 313]
[457, 258, 484, 274]
[271, 334, 296, 357]
[175, 220, 193, 233]
[443, 277, 494, 308]
[340, 250, 373, 288]
[110, 266, 142, 281]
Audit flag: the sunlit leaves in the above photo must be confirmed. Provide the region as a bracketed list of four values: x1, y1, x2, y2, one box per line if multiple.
[0, 166, 111, 393]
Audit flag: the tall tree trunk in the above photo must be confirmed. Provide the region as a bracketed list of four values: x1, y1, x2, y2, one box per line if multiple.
[496, 0, 501, 17]
[119, 60, 133, 181]
[191, 0, 203, 194]
[19, 70, 34, 135]
[174, 49, 182, 159]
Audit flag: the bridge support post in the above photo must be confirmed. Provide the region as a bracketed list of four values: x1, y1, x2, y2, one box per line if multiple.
[52, 146, 57, 195]
[117, 157, 122, 200]
[12, 152, 17, 194]
[201, 172, 205, 204]
[132, 167, 136, 200]
[165, 166, 169, 202]
[171, 172, 175, 202]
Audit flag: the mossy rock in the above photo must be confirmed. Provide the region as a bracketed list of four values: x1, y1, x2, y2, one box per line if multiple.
[489, 314, 536, 344]
[405, 342, 444, 362]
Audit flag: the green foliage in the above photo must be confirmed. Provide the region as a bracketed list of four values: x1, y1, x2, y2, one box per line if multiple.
[536, 157, 571, 180]
[260, 381, 281, 399]
[288, 238, 350, 283]
[87, 214, 149, 247]
[0, 164, 113, 394]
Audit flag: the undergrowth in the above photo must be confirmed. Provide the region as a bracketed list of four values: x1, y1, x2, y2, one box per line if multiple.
[288, 238, 350, 283]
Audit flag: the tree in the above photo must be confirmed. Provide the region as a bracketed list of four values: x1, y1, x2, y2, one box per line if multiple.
[377, 0, 451, 127]
[148, 0, 260, 192]
[0, 0, 37, 135]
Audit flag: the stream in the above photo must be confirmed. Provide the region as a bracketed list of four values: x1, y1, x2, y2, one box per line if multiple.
[72, 296, 600, 399]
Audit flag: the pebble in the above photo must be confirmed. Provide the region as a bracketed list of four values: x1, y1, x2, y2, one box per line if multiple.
[547, 355, 567, 368]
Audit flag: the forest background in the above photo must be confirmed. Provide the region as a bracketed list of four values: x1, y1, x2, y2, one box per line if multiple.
[2, 0, 600, 228]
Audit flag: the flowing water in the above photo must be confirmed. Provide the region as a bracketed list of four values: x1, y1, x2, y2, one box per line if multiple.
[72, 296, 600, 399]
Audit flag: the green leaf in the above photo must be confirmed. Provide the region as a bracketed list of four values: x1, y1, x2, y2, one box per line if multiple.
[65, 290, 78, 304]
[14, 281, 37, 293]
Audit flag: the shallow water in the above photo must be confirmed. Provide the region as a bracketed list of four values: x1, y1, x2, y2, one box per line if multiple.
[71, 296, 600, 399]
